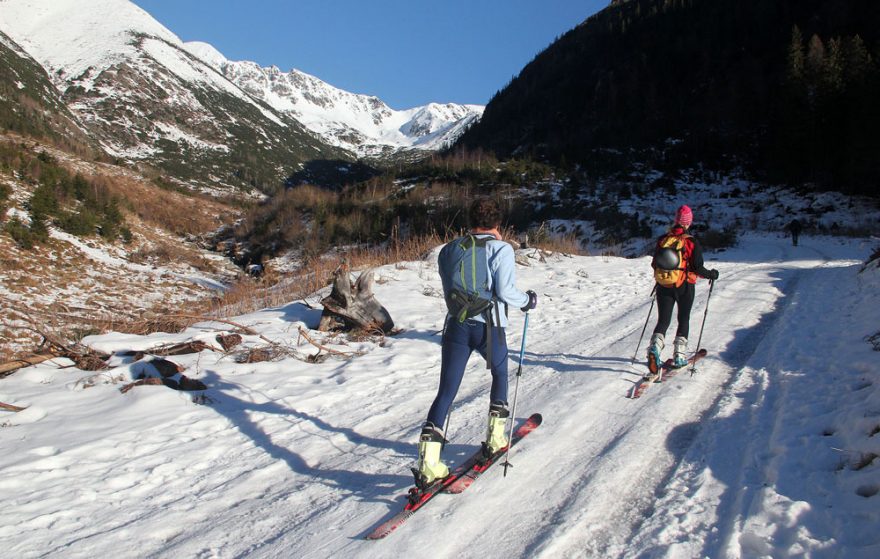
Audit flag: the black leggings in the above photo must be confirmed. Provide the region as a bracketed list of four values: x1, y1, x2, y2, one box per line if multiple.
[653, 282, 695, 339]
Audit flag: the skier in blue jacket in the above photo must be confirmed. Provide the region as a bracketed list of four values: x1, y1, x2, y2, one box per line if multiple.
[416, 198, 537, 486]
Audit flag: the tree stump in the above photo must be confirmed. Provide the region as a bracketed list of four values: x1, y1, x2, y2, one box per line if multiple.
[318, 268, 394, 334]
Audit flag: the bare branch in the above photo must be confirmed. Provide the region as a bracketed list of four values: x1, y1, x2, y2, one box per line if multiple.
[0, 401, 27, 412]
[297, 327, 363, 359]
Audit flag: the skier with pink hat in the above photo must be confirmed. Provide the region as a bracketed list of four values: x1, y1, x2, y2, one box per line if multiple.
[645, 204, 719, 374]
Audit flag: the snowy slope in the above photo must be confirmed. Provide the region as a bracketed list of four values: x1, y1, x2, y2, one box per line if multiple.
[0, 0, 277, 124]
[1, 234, 878, 558]
[0, 0, 481, 181]
[0, 0, 178, 83]
[184, 41, 483, 158]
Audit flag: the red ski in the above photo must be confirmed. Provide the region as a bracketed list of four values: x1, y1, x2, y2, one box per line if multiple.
[445, 413, 542, 493]
[629, 349, 708, 399]
[365, 413, 542, 540]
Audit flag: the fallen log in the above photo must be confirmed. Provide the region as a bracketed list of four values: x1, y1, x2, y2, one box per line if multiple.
[318, 267, 394, 334]
[122, 373, 207, 392]
[297, 327, 364, 359]
[0, 353, 56, 376]
[148, 340, 213, 356]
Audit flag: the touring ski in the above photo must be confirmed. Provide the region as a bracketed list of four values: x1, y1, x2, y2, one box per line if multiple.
[445, 413, 542, 493]
[629, 349, 707, 399]
[365, 412, 542, 540]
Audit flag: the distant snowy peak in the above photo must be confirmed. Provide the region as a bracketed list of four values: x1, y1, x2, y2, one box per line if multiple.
[402, 103, 483, 142]
[183, 41, 484, 156]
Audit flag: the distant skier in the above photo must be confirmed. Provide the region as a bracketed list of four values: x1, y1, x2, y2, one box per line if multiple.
[647, 205, 718, 374]
[787, 218, 803, 247]
[416, 198, 537, 487]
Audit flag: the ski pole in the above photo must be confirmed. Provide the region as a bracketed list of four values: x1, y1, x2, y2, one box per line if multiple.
[502, 312, 529, 477]
[441, 409, 452, 452]
[631, 285, 657, 364]
[690, 279, 715, 376]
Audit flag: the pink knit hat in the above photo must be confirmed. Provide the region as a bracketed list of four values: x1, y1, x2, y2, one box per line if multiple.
[675, 205, 693, 228]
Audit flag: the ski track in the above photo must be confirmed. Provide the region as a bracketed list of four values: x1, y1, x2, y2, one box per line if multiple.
[503, 240, 800, 558]
[610, 241, 863, 559]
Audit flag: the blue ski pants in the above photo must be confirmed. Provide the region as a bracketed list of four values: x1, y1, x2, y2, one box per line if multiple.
[426, 317, 509, 428]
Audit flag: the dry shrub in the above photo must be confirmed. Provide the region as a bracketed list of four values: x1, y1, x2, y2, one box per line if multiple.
[192, 232, 448, 319]
[128, 239, 218, 272]
[0, 344, 15, 364]
[292, 184, 337, 208]
[92, 174, 236, 237]
[532, 232, 584, 255]
[63, 310, 195, 338]
[235, 347, 277, 364]
[191, 256, 219, 274]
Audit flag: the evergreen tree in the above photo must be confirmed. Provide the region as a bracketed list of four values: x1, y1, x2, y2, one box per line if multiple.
[787, 26, 805, 83]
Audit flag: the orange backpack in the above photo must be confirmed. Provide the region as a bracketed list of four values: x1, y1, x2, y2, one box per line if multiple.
[654, 234, 691, 288]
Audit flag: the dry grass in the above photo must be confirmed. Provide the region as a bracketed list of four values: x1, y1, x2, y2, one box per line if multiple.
[127, 239, 220, 273]
[0, 342, 16, 364]
[192, 232, 446, 318]
[532, 232, 585, 255]
[93, 173, 237, 237]
[0, 136, 246, 360]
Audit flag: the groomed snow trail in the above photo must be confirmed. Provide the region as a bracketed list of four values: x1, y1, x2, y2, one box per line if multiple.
[1, 235, 876, 559]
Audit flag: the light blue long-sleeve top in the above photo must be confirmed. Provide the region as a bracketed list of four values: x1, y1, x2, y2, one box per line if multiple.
[444, 234, 529, 328]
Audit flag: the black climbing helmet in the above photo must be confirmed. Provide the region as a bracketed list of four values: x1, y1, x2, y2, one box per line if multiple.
[655, 247, 680, 271]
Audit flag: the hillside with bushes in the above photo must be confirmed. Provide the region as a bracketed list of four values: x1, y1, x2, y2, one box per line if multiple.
[457, 0, 880, 195]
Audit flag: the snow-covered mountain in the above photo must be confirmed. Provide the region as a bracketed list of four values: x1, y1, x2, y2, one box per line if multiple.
[0, 29, 95, 151]
[184, 41, 483, 159]
[0, 0, 341, 194]
[0, 0, 482, 193]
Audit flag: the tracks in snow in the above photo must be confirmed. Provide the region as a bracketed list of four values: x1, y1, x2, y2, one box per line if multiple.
[495, 239, 827, 557]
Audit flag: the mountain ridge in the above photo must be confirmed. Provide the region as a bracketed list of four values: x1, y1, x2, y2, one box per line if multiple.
[182, 41, 483, 159]
[0, 0, 481, 192]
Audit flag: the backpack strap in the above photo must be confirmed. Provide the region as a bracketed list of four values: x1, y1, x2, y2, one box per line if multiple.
[484, 307, 493, 370]
[482, 240, 504, 370]
[679, 233, 692, 270]
[482, 298, 505, 370]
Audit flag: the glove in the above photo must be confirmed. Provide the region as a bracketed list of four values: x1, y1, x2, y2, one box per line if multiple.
[521, 290, 538, 312]
[707, 269, 719, 280]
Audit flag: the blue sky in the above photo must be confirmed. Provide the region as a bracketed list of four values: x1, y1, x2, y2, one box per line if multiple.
[130, 1, 607, 109]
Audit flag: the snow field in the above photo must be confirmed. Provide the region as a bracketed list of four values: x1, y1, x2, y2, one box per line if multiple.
[1, 234, 878, 558]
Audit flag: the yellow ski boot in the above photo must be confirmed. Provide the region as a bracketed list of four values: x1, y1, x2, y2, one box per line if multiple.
[484, 402, 510, 457]
[415, 423, 449, 488]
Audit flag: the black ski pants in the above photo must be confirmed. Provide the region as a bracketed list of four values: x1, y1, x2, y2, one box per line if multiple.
[653, 282, 695, 339]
